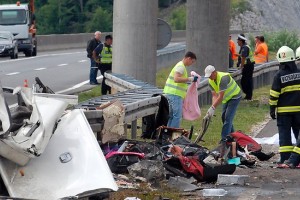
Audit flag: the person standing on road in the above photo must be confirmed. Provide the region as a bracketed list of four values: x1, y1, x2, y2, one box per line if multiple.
[204, 65, 242, 140]
[236, 34, 255, 100]
[163, 51, 198, 128]
[229, 35, 237, 68]
[86, 31, 102, 85]
[93, 35, 113, 95]
[254, 35, 269, 65]
[269, 46, 300, 166]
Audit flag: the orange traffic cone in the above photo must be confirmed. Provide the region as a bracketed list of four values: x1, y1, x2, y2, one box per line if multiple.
[23, 79, 28, 87]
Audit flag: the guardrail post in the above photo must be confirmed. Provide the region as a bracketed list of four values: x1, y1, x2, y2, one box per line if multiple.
[131, 120, 137, 139]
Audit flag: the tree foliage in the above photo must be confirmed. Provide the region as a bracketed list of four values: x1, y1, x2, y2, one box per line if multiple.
[0, 0, 113, 34]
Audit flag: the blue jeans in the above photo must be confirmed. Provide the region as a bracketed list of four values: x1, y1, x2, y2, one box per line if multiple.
[166, 94, 183, 128]
[221, 97, 241, 140]
[89, 58, 98, 84]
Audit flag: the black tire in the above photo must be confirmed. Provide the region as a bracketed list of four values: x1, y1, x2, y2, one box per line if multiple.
[25, 50, 32, 57]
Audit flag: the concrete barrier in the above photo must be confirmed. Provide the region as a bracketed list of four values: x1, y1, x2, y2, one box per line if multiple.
[37, 32, 112, 52]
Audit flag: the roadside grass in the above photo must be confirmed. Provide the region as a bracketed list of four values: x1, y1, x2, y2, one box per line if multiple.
[78, 86, 101, 102]
[78, 64, 271, 199]
[78, 67, 271, 150]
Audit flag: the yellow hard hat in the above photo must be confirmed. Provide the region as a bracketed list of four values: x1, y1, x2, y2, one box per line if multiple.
[276, 46, 295, 63]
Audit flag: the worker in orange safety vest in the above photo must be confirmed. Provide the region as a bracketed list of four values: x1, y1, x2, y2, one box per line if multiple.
[254, 35, 269, 64]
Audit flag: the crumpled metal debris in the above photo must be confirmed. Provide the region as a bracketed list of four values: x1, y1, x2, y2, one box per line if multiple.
[127, 160, 165, 183]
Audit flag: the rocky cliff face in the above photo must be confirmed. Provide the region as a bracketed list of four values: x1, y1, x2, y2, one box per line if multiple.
[230, 0, 300, 32]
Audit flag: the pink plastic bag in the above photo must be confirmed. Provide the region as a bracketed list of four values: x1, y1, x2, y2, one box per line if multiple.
[182, 71, 201, 121]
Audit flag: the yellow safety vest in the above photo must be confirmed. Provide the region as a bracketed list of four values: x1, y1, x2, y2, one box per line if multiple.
[246, 45, 254, 62]
[209, 72, 241, 104]
[101, 46, 112, 64]
[163, 61, 188, 98]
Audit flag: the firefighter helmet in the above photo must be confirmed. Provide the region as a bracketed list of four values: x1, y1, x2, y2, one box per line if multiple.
[276, 46, 295, 63]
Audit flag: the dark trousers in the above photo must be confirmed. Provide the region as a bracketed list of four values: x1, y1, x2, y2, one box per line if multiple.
[277, 114, 300, 163]
[229, 52, 233, 68]
[98, 63, 112, 95]
[241, 62, 254, 100]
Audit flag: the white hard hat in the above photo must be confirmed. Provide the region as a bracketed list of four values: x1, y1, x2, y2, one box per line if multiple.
[295, 46, 300, 60]
[276, 46, 295, 63]
[204, 65, 216, 78]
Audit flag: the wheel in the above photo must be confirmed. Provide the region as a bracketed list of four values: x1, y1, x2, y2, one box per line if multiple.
[25, 49, 32, 57]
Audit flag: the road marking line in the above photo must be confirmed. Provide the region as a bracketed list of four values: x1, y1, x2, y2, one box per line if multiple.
[58, 64, 68, 66]
[34, 68, 46, 71]
[57, 76, 103, 94]
[78, 60, 87, 63]
[6, 72, 20, 75]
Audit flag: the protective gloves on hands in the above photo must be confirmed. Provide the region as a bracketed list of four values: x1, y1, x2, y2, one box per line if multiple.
[207, 106, 215, 117]
[270, 106, 276, 119]
[188, 76, 198, 82]
[192, 76, 198, 82]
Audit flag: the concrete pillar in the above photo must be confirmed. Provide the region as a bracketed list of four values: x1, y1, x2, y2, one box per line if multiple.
[186, 0, 230, 73]
[113, 0, 158, 85]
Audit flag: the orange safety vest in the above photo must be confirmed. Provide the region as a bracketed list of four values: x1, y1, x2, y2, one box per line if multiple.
[229, 39, 238, 60]
[254, 43, 268, 64]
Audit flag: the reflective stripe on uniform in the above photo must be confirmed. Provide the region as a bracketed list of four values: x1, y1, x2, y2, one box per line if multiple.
[269, 99, 278, 106]
[270, 90, 280, 98]
[279, 146, 294, 153]
[223, 82, 238, 100]
[281, 84, 300, 94]
[165, 83, 186, 92]
[209, 72, 240, 104]
[277, 106, 300, 113]
[293, 146, 300, 154]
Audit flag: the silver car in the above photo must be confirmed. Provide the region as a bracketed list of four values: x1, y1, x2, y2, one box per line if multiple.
[0, 31, 18, 59]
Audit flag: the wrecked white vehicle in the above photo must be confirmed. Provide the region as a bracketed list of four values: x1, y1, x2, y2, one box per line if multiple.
[0, 78, 118, 199]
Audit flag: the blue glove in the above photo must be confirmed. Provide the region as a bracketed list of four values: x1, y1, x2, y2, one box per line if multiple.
[192, 76, 198, 82]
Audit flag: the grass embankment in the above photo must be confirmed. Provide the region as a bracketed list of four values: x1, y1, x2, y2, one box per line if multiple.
[78, 66, 271, 150]
[77, 67, 271, 199]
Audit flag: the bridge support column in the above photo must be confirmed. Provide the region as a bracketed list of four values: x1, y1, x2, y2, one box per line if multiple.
[186, 0, 230, 73]
[113, 0, 158, 85]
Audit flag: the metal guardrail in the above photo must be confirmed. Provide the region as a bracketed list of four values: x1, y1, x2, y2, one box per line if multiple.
[76, 62, 280, 139]
[75, 73, 163, 139]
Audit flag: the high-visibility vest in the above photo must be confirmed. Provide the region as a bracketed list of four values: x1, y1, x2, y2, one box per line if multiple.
[100, 45, 112, 64]
[246, 45, 254, 62]
[254, 43, 268, 64]
[209, 72, 241, 104]
[163, 61, 188, 98]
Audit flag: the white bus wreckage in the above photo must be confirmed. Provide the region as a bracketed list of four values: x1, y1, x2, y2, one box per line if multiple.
[0, 80, 118, 199]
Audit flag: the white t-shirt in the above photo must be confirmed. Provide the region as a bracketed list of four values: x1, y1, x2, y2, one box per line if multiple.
[175, 65, 185, 74]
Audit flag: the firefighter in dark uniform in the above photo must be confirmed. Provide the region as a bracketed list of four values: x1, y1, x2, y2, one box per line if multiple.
[269, 46, 300, 166]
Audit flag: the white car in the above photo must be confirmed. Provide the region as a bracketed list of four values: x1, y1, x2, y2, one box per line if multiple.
[0, 31, 18, 59]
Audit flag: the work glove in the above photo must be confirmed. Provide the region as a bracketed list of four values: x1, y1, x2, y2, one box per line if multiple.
[192, 76, 198, 82]
[270, 106, 276, 120]
[188, 76, 198, 82]
[207, 106, 215, 117]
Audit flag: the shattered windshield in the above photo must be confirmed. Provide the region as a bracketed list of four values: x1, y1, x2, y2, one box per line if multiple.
[0, 9, 27, 25]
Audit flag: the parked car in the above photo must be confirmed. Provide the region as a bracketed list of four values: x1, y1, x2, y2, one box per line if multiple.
[0, 31, 18, 59]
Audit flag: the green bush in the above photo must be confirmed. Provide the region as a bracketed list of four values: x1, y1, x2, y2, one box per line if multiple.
[231, 0, 252, 16]
[249, 30, 300, 52]
[168, 5, 186, 30]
